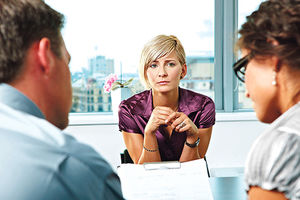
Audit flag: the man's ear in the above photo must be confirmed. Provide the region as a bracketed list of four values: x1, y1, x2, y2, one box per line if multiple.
[37, 38, 55, 75]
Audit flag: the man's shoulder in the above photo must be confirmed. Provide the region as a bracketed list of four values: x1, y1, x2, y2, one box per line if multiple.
[0, 101, 71, 146]
[62, 135, 114, 174]
[0, 101, 113, 174]
[0, 103, 120, 200]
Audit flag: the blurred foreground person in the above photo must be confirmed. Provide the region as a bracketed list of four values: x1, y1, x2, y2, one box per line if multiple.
[234, 0, 300, 199]
[0, 0, 123, 199]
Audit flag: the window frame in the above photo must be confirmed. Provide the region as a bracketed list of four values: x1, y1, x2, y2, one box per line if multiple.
[69, 0, 254, 126]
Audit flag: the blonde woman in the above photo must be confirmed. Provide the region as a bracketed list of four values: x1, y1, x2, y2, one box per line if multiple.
[234, 0, 300, 199]
[118, 35, 215, 164]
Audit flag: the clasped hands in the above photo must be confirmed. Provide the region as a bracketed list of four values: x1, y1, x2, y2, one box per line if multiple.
[145, 106, 198, 136]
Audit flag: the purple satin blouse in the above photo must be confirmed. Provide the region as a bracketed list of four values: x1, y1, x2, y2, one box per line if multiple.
[118, 87, 215, 161]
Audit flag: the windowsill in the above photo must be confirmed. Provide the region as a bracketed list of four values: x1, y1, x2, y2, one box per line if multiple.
[216, 112, 257, 122]
[68, 111, 258, 126]
[68, 112, 117, 126]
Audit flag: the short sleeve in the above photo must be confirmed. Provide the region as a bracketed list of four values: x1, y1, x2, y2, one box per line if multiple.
[246, 132, 300, 200]
[198, 97, 215, 129]
[265, 133, 300, 199]
[118, 102, 141, 133]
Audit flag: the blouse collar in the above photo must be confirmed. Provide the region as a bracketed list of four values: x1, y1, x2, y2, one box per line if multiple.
[131, 87, 203, 117]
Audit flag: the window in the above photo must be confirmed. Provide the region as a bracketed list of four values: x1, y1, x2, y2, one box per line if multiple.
[46, 0, 265, 120]
[46, 0, 214, 113]
[237, 0, 264, 109]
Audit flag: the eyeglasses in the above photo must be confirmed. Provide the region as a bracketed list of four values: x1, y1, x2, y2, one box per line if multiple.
[233, 54, 252, 82]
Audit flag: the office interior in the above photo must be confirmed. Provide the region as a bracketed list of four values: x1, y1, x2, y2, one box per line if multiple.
[46, 0, 267, 177]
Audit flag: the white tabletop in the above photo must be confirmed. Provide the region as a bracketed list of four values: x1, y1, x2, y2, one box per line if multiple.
[117, 159, 213, 200]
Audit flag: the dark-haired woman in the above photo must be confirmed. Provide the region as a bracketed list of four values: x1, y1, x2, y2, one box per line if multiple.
[234, 0, 300, 199]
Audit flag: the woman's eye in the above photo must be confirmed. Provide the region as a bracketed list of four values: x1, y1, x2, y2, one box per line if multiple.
[168, 62, 176, 67]
[149, 64, 157, 68]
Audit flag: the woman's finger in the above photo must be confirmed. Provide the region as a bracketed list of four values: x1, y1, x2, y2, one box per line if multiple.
[176, 120, 191, 132]
[175, 118, 188, 131]
[165, 112, 181, 124]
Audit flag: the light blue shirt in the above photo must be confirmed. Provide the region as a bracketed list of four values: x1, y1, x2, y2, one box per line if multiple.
[0, 83, 124, 200]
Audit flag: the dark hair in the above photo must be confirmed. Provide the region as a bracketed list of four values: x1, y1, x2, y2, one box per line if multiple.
[237, 0, 300, 70]
[0, 0, 64, 83]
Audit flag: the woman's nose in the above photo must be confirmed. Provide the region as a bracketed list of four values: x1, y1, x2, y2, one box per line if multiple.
[158, 66, 167, 77]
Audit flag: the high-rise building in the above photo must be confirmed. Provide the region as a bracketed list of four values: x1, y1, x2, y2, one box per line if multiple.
[88, 55, 114, 77]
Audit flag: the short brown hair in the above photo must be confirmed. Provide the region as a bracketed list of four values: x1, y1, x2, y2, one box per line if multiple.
[237, 0, 300, 70]
[0, 0, 64, 83]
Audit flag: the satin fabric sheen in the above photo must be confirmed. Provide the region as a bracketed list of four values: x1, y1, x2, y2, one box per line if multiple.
[118, 87, 215, 161]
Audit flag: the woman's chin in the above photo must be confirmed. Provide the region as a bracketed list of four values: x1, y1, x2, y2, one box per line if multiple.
[153, 86, 177, 93]
[255, 110, 278, 124]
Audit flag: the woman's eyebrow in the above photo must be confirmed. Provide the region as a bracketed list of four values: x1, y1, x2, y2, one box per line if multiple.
[164, 59, 176, 62]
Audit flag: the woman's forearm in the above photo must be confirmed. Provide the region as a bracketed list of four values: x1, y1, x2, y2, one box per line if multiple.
[179, 127, 213, 162]
[138, 130, 161, 164]
[179, 134, 200, 162]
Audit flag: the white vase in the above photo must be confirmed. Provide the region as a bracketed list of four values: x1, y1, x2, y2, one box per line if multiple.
[111, 87, 132, 118]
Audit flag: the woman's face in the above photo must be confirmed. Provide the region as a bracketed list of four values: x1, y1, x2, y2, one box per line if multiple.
[242, 50, 280, 123]
[146, 51, 186, 93]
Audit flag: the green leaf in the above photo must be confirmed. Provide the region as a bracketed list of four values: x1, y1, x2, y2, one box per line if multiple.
[110, 78, 134, 91]
[113, 82, 124, 86]
[123, 78, 133, 86]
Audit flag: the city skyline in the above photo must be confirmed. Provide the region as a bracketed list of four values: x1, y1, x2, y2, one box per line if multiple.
[45, 0, 215, 73]
[46, 0, 262, 74]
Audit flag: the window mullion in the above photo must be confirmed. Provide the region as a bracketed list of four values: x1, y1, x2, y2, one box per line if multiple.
[214, 0, 224, 111]
[223, 0, 238, 112]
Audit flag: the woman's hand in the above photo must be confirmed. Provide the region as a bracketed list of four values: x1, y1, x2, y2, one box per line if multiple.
[144, 106, 175, 135]
[165, 112, 198, 137]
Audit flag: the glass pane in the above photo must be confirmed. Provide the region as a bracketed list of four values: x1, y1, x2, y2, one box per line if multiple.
[46, 0, 215, 113]
[237, 0, 264, 109]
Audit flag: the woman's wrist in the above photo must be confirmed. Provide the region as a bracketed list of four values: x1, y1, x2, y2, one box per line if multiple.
[143, 144, 159, 152]
[144, 124, 159, 136]
[144, 128, 157, 136]
[185, 137, 200, 148]
[186, 134, 199, 143]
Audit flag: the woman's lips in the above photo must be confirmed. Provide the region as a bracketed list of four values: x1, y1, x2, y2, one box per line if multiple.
[157, 81, 169, 85]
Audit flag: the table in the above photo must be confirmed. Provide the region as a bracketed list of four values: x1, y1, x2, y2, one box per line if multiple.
[118, 160, 247, 200]
[209, 176, 247, 200]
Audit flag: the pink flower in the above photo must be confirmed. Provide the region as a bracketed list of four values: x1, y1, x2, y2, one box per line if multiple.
[104, 74, 118, 93]
[103, 73, 133, 93]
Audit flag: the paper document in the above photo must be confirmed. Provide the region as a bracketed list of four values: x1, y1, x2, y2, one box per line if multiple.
[117, 159, 213, 200]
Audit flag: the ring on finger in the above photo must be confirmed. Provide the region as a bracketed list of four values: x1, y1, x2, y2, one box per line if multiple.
[178, 121, 186, 128]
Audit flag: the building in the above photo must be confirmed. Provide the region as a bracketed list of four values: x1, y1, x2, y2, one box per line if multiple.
[71, 55, 219, 113]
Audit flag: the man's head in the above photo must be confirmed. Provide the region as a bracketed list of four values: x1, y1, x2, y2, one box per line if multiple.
[0, 0, 72, 130]
[0, 0, 64, 82]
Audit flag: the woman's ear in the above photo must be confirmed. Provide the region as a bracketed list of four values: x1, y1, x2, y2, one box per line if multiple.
[180, 64, 187, 79]
[37, 37, 55, 75]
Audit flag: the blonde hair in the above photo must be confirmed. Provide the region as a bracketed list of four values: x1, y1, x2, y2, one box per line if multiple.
[139, 35, 186, 88]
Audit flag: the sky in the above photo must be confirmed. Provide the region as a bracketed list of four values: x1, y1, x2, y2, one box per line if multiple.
[46, 0, 262, 74]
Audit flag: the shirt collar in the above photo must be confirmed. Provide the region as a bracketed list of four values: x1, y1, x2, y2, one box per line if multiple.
[0, 83, 45, 119]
